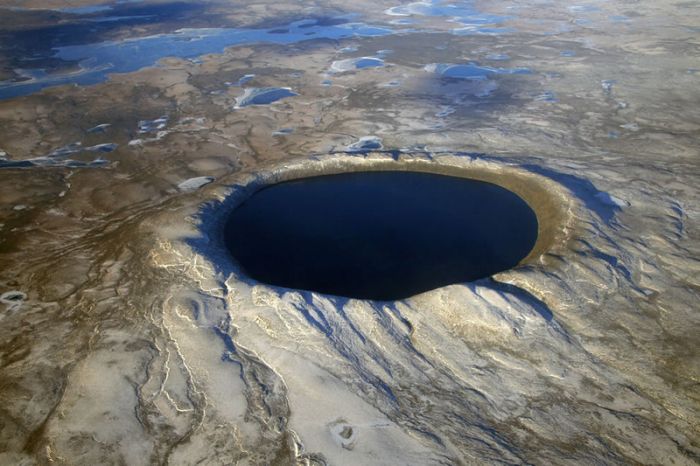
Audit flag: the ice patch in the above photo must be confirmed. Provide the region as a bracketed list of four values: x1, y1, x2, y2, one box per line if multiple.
[385, 0, 506, 27]
[232, 74, 255, 86]
[451, 26, 514, 35]
[328, 419, 358, 450]
[48, 142, 83, 158]
[1, 291, 27, 314]
[569, 4, 601, 13]
[273, 128, 294, 136]
[45, 142, 117, 157]
[0, 151, 109, 168]
[595, 192, 630, 208]
[86, 143, 118, 152]
[601, 79, 615, 95]
[138, 116, 168, 133]
[177, 176, 214, 192]
[87, 123, 111, 133]
[128, 129, 170, 148]
[425, 62, 530, 80]
[176, 116, 207, 128]
[389, 18, 416, 25]
[330, 57, 385, 73]
[435, 106, 456, 117]
[485, 53, 510, 61]
[380, 80, 402, 87]
[237, 74, 255, 86]
[534, 91, 558, 102]
[347, 136, 383, 152]
[385, 2, 437, 16]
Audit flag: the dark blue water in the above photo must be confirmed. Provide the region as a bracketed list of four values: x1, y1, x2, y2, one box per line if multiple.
[354, 57, 384, 69]
[224, 171, 538, 300]
[235, 87, 297, 107]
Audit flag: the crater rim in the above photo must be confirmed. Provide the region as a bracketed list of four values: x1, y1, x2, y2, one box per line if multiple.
[214, 154, 573, 300]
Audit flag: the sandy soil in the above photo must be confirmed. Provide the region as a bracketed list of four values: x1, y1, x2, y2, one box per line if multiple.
[0, 0, 699, 464]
